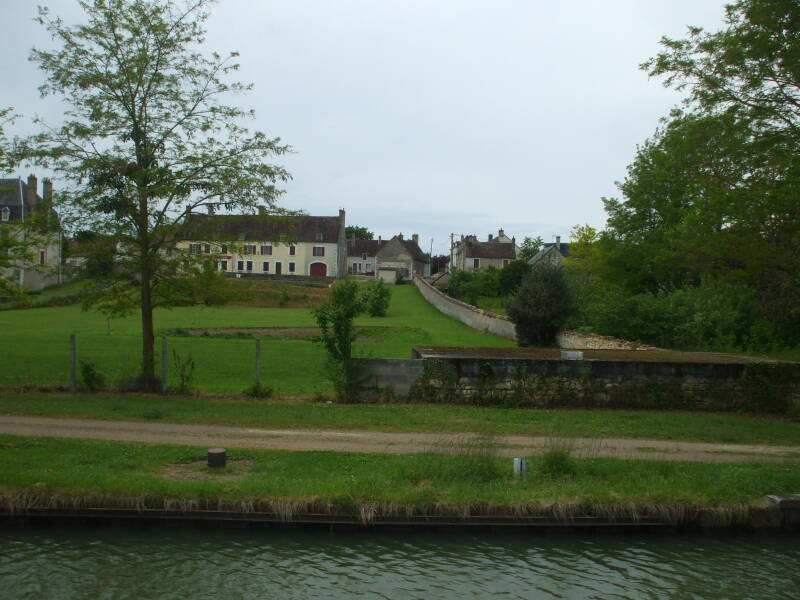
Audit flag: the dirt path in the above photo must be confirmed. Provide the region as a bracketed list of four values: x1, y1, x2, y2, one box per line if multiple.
[2, 415, 799, 463]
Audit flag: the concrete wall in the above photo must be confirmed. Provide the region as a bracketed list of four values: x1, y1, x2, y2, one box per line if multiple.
[360, 358, 425, 396]
[414, 275, 654, 350]
[413, 275, 517, 339]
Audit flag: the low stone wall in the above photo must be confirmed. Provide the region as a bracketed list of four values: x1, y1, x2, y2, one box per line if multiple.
[413, 275, 653, 350]
[413, 276, 517, 339]
[224, 272, 334, 287]
[360, 354, 800, 415]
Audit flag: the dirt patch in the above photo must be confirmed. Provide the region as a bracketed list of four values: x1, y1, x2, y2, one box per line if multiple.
[158, 458, 255, 481]
[183, 327, 321, 338]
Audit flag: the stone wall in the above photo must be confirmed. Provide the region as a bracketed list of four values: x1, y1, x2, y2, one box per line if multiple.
[360, 354, 800, 415]
[413, 276, 517, 339]
[414, 275, 654, 350]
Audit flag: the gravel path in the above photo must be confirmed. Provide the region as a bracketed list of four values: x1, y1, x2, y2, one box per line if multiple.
[1, 415, 799, 463]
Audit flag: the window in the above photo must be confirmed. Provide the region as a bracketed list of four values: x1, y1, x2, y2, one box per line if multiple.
[244, 244, 256, 255]
[313, 246, 325, 257]
[473, 258, 480, 269]
[260, 245, 272, 255]
[0, 207, 9, 222]
[288, 262, 295, 273]
[361, 252, 367, 260]
[246, 260, 253, 272]
[203, 244, 211, 254]
[39, 250, 46, 265]
[189, 243, 201, 254]
[502, 259, 509, 267]
[315, 232, 324, 242]
[237, 260, 244, 271]
[289, 245, 296, 256]
[356, 263, 362, 272]
[262, 261, 269, 272]
[220, 245, 228, 254]
[219, 260, 227, 271]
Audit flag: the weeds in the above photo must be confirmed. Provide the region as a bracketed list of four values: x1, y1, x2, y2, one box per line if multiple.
[79, 360, 105, 392]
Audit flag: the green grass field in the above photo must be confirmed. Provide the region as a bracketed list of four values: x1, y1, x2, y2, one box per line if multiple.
[0, 285, 513, 395]
[1, 434, 798, 509]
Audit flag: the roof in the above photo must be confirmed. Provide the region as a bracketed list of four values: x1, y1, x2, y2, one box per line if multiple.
[464, 239, 516, 260]
[347, 236, 427, 262]
[543, 242, 570, 257]
[0, 177, 32, 222]
[184, 213, 343, 243]
[528, 245, 563, 266]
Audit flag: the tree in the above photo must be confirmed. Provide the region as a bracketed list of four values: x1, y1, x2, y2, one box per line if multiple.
[312, 279, 365, 402]
[506, 262, 572, 347]
[568, 224, 599, 261]
[497, 259, 530, 296]
[363, 278, 392, 317]
[29, 0, 290, 390]
[517, 236, 543, 261]
[345, 225, 373, 240]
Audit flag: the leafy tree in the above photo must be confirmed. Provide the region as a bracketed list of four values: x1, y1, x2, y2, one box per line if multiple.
[312, 279, 365, 402]
[497, 259, 530, 296]
[28, 0, 290, 390]
[517, 236, 544, 261]
[506, 262, 573, 347]
[363, 277, 392, 317]
[568, 224, 599, 261]
[345, 225, 373, 240]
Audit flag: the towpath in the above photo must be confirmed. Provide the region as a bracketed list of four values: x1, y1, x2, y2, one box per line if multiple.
[1, 415, 799, 463]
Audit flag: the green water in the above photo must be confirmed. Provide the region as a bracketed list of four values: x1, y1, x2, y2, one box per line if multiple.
[1, 523, 798, 599]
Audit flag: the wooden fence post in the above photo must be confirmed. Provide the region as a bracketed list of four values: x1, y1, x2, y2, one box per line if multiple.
[70, 334, 77, 391]
[255, 338, 262, 388]
[161, 337, 168, 394]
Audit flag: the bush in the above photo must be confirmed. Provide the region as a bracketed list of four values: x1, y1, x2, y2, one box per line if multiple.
[538, 448, 577, 478]
[80, 360, 105, 392]
[506, 262, 573, 346]
[498, 259, 531, 295]
[363, 278, 392, 317]
[312, 279, 366, 402]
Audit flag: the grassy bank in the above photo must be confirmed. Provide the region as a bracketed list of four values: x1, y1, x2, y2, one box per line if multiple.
[3, 392, 800, 446]
[1, 435, 798, 525]
[0, 286, 513, 395]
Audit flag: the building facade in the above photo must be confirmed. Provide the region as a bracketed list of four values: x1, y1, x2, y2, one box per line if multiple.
[451, 229, 518, 271]
[0, 174, 62, 291]
[179, 210, 347, 279]
[347, 233, 429, 280]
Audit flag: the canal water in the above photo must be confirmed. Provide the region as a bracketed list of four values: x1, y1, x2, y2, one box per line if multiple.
[1, 523, 798, 599]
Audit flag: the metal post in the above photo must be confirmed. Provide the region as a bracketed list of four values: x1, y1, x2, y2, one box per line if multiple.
[69, 334, 77, 391]
[161, 337, 168, 394]
[255, 338, 262, 388]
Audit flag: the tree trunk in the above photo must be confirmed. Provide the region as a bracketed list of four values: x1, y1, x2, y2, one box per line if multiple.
[140, 260, 157, 392]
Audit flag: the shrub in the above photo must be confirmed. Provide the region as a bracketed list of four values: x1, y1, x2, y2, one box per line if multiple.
[243, 382, 274, 399]
[171, 350, 196, 394]
[506, 262, 573, 346]
[363, 278, 392, 317]
[80, 360, 105, 392]
[498, 259, 531, 295]
[312, 279, 366, 402]
[538, 448, 577, 478]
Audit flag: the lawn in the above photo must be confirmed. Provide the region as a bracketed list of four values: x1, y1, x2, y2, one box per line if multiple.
[0, 285, 513, 395]
[1, 434, 798, 512]
[3, 392, 800, 446]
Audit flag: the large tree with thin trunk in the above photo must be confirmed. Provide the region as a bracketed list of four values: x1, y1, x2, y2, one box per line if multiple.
[29, 0, 290, 390]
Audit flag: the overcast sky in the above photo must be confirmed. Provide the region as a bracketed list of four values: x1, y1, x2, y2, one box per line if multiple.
[0, 0, 728, 254]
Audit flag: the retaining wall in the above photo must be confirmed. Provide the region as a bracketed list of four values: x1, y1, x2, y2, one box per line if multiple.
[413, 276, 653, 350]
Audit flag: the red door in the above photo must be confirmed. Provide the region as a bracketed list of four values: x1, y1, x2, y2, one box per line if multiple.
[275, 262, 282, 275]
[310, 262, 327, 277]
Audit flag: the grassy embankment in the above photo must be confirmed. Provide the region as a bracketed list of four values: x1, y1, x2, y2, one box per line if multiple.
[1, 434, 798, 523]
[0, 284, 513, 396]
[3, 391, 800, 446]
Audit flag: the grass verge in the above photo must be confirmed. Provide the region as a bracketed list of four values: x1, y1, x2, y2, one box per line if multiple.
[0, 435, 797, 525]
[3, 392, 800, 446]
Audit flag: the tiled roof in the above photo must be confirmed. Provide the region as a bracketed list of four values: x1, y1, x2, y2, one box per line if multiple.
[184, 213, 343, 243]
[543, 242, 570, 257]
[347, 237, 427, 262]
[464, 239, 516, 259]
[0, 177, 31, 221]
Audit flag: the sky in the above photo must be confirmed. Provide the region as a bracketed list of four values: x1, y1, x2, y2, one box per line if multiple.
[0, 0, 729, 255]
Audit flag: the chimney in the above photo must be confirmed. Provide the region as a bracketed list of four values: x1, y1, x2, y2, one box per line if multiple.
[26, 174, 38, 214]
[378, 235, 382, 243]
[42, 178, 53, 228]
[556, 235, 561, 246]
[412, 233, 419, 246]
[206, 204, 215, 215]
[488, 233, 493, 241]
[498, 228, 504, 238]
[398, 233, 403, 240]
